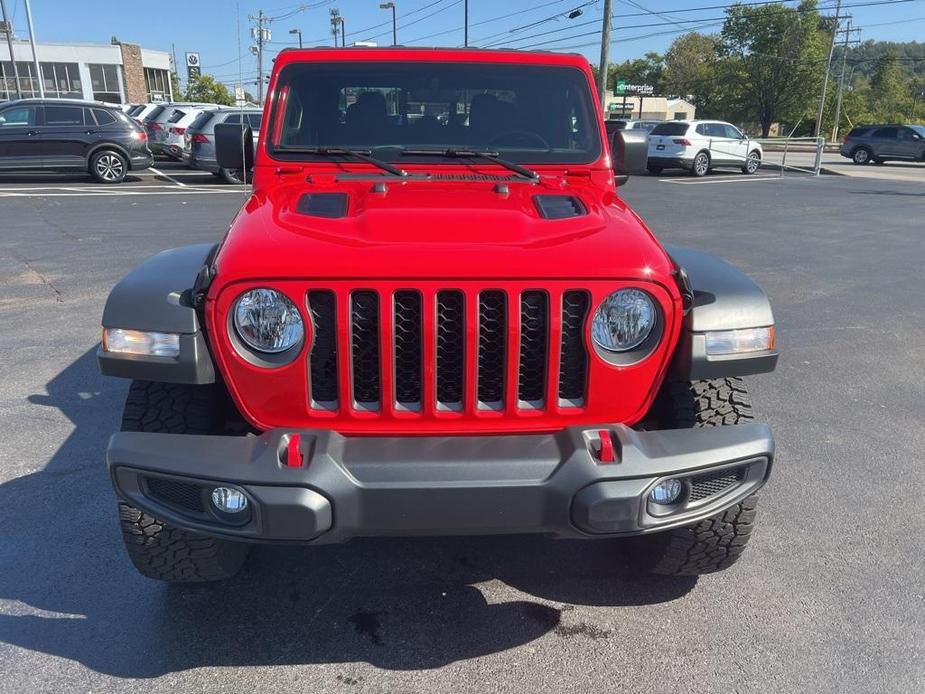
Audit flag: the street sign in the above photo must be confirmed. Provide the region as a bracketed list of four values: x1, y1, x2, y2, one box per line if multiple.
[185, 52, 201, 81]
[614, 80, 626, 96]
[234, 85, 246, 105]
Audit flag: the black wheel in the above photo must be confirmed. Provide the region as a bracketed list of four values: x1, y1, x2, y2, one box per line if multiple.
[690, 151, 710, 177]
[742, 149, 761, 174]
[630, 378, 760, 575]
[852, 147, 872, 165]
[90, 149, 128, 183]
[647, 165, 663, 175]
[220, 167, 251, 184]
[116, 381, 251, 583]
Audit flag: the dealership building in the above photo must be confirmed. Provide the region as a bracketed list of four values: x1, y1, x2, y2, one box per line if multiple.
[0, 37, 172, 104]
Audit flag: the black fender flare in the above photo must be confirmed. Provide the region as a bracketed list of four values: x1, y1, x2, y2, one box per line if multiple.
[97, 243, 218, 384]
[665, 245, 778, 380]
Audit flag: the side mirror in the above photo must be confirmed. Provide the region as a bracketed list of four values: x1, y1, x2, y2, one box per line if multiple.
[611, 129, 648, 187]
[215, 123, 255, 171]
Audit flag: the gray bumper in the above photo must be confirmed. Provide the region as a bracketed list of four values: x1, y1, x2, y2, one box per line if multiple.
[107, 424, 773, 544]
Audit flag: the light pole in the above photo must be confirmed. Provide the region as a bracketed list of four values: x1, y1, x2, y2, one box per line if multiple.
[289, 28, 302, 49]
[380, 3, 397, 46]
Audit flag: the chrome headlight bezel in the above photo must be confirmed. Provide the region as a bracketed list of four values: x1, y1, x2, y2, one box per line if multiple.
[231, 288, 305, 363]
[591, 288, 658, 353]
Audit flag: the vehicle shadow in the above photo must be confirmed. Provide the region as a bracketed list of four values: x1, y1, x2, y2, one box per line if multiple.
[0, 172, 146, 184]
[0, 347, 696, 678]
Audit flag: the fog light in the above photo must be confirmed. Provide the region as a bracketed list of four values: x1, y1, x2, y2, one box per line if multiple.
[649, 478, 683, 505]
[211, 487, 249, 513]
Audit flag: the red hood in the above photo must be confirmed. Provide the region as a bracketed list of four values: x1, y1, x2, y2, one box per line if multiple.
[212, 173, 673, 286]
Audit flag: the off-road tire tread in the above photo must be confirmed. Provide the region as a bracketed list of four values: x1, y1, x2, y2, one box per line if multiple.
[118, 502, 249, 582]
[116, 380, 250, 583]
[642, 495, 759, 575]
[637, 377, 759, 575]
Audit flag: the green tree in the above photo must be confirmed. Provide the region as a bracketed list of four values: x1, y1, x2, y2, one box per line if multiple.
[170, 70, 182, 101]
[662, 32, 734, 119]
[868, 53, 908, 122]
[721, 0, 828, 136]
[607, 52, 665, 92]
[183, 74, 234, 105]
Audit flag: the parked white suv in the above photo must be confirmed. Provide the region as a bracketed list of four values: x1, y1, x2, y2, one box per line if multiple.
[647, 120, 762, 176]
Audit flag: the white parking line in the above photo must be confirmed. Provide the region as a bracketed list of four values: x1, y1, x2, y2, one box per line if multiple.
[149, 167, 188, 187]
[661, 175, 787, 185]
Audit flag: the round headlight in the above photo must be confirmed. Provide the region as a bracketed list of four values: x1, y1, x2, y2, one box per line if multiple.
[591, 289, 656, 352]
[233, 288, 304, 354]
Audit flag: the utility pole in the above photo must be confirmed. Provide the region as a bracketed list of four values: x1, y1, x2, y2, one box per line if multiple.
[330, 9, 343, 48]
[464, 0, 468, 47]
[250, 11, 270, 104]
[23, 0, 42, 97]
[172, 42, 180, 95]
[814, 0, 842, 140]
[597, 0, 613, 109]
[831, 19, 861, 143]
[380, 4, 397, 45]
[1, 0, 22, 99]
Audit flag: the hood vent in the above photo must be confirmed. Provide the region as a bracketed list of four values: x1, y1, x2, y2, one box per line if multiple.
[296, 193, 349, 219]
[534, 195, 587, 220]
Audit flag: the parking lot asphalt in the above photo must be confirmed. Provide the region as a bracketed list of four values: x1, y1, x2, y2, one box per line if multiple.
[1, 165, 923, 694]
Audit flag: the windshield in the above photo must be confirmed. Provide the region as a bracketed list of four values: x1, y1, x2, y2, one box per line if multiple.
[910, 125, 925, 137]
[270, 61, 601, 165]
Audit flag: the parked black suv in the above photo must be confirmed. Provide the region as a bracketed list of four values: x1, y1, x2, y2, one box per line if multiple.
[0, 99, 153, 183]
[840, 124, 925, 165]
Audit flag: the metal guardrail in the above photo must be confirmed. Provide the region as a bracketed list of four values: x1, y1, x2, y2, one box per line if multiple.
[751, 136, 826, 176]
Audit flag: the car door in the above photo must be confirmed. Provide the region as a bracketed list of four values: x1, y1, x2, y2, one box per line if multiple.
[896, 127, 923, 160]
[0, 104, 43, 170]
[40, 104, 92, 168]
[704, 122, 735, 164]
[722, 123, 749, 166]
[871, 127, 900, 159]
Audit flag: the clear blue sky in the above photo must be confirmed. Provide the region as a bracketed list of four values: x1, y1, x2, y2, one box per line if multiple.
[6, 0, 925, 88]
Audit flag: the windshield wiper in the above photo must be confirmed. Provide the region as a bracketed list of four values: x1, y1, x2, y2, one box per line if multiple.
[276, 146, 407, 177]
[400, 148, 539, 181]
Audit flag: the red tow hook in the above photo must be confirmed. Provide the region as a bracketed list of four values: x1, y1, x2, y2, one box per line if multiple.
[285, 433, 303, 468]
[597, 429, 616, 464]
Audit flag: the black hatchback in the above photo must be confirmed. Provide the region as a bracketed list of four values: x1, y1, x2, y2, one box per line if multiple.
[0, 99, 153, 183]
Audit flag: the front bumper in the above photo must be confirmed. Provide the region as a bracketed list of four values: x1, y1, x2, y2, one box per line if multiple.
[107, 424, 773, 544]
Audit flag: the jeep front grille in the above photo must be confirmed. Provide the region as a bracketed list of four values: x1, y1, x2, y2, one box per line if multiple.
[306, 285, 590, 415]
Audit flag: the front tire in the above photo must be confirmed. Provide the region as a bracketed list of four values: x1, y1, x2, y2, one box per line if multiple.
[116, 381, 251, 583]
[690, 151, 710, 177]
[742, 150, 761, 174]
[90, 150, 128, 183]
[631, 378, 760, 575]
[852, 147, 872, 165]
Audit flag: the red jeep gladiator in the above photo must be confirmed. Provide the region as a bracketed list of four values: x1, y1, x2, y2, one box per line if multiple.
[99, 48, 777, 582]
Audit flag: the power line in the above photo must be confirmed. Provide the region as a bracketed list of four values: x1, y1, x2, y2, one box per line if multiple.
[498, 0, 918, 51]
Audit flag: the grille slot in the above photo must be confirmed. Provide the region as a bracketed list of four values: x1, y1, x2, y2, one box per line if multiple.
[518, 291, 548, 406]
[145, 477, 205, 513]
[351, 291, 381, 408]
[689, 467, 746, 502]
[393, 290, 423, 409]
[308, 290, 338, 408]
[477, 290, 507, 408]
[558, 291, 590, 404]
[436, 291, 465, 410]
